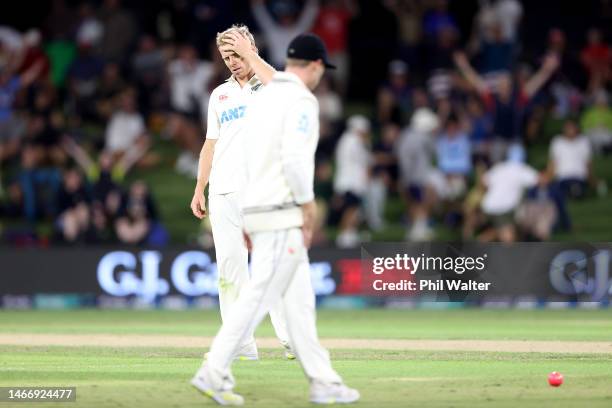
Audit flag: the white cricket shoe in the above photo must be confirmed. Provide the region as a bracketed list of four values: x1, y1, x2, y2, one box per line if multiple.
[235, 343, 259, 361]
[202, 341, 259, 362]
[281, 341, 296, 360]
[191, 367, 244, 406]
[310, 381, 360, 404]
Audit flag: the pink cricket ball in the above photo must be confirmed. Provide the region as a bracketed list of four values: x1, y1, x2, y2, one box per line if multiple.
[548, 371, 564, 387]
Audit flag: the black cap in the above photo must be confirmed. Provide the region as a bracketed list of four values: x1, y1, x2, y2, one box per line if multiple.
[286, 33, 336, 69]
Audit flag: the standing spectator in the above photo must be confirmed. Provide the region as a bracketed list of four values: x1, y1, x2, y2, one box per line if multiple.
[580, 28, 611, 89]
[43, 0, 78, 41]
[436, 112, 472, 199]
[479, 144, 541, 242]
[396, 108, 440, 241]
[384, 0, 424, 65]
[466, 95, 492, 163]
[250, 0, 319, 68]
[426, 26, 458, 100]
[312, 0, 356, 94]
[581, 89, 612, 153]
[547, 118, 594, 230]
[98, 0, 136, 64]
[422, 0, 457, 40]
[367, 122, 399, 231]
[454, 51, 559, 161]
[332, 115, 371, 248]
[377, 60, 412, 125]
[0, 61, 45, 164]
[17, 30, 51, 83]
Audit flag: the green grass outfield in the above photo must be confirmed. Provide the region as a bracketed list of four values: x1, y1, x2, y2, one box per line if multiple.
[1, 309, 611, 407]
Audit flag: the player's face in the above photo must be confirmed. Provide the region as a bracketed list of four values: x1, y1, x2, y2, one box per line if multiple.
[307, 61, 325, 90]
[219, 48, 252, 80]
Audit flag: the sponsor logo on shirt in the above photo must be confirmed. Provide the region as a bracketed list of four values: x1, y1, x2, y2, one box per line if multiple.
[219, 94, 228, 101]
[220, 105, 247, 124]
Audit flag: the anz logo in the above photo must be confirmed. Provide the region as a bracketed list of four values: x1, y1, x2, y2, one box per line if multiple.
[220, 105, 247, 124]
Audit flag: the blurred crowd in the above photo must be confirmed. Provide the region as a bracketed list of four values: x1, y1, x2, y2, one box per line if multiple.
[0, 0, 610, 247]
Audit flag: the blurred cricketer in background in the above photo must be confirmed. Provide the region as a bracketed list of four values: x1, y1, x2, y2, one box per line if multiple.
[191, 33, 360, 405]
[190, 24, 293, 361]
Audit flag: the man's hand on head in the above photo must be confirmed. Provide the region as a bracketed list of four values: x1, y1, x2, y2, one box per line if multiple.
[221, 31, 255, 59]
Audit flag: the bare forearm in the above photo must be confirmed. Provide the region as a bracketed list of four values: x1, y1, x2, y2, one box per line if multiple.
[195, 141, 214, 192]
[244, 50, 276, 84]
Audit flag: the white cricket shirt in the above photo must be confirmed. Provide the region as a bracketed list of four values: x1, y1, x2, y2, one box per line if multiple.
[241, 72, 319, 232]
[206, 75, 264, 195]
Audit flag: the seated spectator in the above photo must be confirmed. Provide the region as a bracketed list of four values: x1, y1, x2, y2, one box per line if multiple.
[436, 112, 472, 199]
[62, 135, 147, 220]
[546, 118, 594, 230]
[65, 38, 104, 122]
[55, 167, 91, 243]
[131, 35, 168, 118]
[17, 144, 61, 222]
[516, 185, 557, 241]
[167, 44, 213, 177]
[454, 51, 559, 161]
[580, 89, 612, 153]
[95, 62, 126, 122]
[396, 108, 440, 241]
[479, 144, 542, 242]
[27, 85, 66, 166]
[331, 115, 372, 248]
[115, 180, 165, 245]
[315, 75, 343, 124]
[104, 88, 150, 166]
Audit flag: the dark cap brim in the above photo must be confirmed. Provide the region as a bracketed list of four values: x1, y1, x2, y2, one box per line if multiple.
[324, 61, 336, 69]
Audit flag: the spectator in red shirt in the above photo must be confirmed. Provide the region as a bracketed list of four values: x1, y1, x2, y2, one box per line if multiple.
[312, 0, 357, 94]
[581, 28, 611, 88]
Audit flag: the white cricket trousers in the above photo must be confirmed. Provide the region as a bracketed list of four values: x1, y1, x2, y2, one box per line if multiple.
[204, 227, 343, 389]
[208, 192, 290, 348]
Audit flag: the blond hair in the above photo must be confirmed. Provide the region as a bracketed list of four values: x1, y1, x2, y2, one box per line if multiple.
[216, 24, 256, 48]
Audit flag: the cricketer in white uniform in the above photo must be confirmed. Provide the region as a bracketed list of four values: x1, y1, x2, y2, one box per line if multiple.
[190, 25, 291, 360]
[191, 34, 360, 406]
